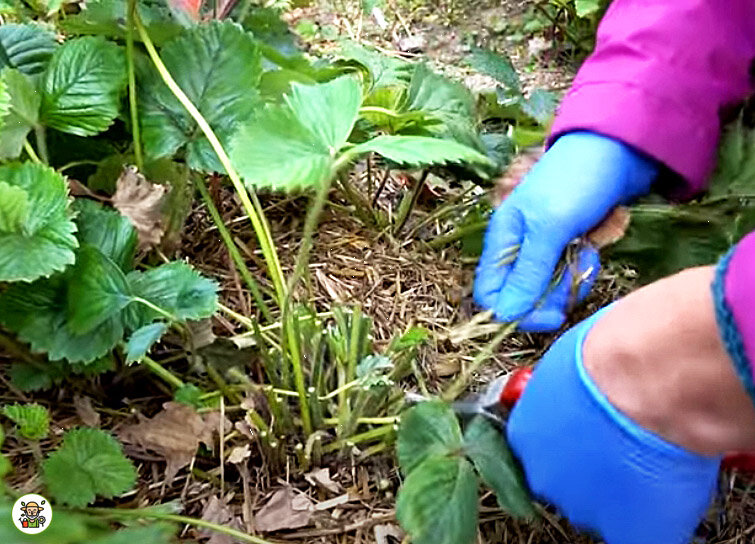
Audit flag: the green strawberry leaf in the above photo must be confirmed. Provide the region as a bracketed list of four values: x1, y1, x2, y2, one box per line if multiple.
[91, 526, 176, 544]
[138, 21, 261, 172]
[0, 23, 57, 76]
[350, 135, 493, 169]
[521, 89, 557, 125]
[127, 261, 218, 325]
[0, 69, 42, 159]
[0, 162, 78, 282]
[463, 416, 536, 520]
[339, 41, 412, 91]
[231, 76, 362, 191]
[60, 0, 182, 46]
[708, 116, 755, 197]
[2, 402, 50, 441]
[0, 275, 125, 363]
[67, 245, 132, 335]
[125, 322, 168, 364]
[397, 400, 463, 475]
[43, 428, 137, 507]
[73, 199, 138, 272]
[0, 181, 28, 232]
[468, 47, 520, 93]
[396, 456, 478, 544]
[406, 64, 477, 135]
[575, 0, 601, 17]
[40, 36, 126, 136]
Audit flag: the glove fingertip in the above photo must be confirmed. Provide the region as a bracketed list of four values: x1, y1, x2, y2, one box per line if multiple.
[516, 309, 566, 332]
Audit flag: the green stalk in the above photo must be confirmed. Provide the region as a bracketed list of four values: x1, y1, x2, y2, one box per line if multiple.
[322, 424, 396, 453]
[336, 171, 375, 226]
[441, 321, 519, 402]
[141, 356, 185, 389]
[87, 508, 274, 544]
[133, 14, 287, 308]
[427, 220, 488, 249]
[22, 139, 40, 163]
[196, 176, 273, 322]
[394, 169, 429, 235]
[34, 126, 48, 164]
[125, 0, 143, 170]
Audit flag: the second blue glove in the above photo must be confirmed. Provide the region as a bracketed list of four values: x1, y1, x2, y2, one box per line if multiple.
[474, 131, 659, 331]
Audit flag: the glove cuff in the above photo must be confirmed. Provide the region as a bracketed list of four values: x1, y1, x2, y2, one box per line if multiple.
[712, 245, 755, 409]
[573, 309, 723, 465]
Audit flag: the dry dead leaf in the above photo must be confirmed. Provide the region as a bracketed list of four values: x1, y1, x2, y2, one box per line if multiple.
[587, 206, 631, 248]
[227, 444, 251, 465]
[120, 402, 224, 481]
[375, 523, 405, 544]
[112, 165, 170, 249]
[254, 487, 313, 532]
[305, 468, 341, 494]
[200, 495, 244, 544]
[188, 319, 217, 350]
[73, 394, 100, 427]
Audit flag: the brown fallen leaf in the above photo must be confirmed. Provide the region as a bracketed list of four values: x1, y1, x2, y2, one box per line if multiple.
[305, 467, 341, 494]
[119, 402, 224, 481]
[112, 165, 170, 249]
[254, 487, 313, 532]
[73, 394, 100, 427]
[227, 444, 251, 465]
[200, 495, 244, 544]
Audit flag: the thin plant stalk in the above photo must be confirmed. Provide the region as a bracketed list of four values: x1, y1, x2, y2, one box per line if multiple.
[196, 176, 273, 322]
[141, 356, 185, 389]
[125, 0, 144, 170]
[394, 169, 429, 235]
[136, 16, 318, 436]
[280, 179, 333, 436]
[34, 126, 48, 164]
[87, 508, 274, 544]
[133, 14, 287, 307]
[427, 220, 488, 249]
[22, 140, 40, 163]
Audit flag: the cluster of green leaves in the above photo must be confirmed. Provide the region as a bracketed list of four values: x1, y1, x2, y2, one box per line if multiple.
[0, 192, 218, 364]
[396, 401, 534, 544]
[468, 47, 558, 149]
[608, 116, 755, 282]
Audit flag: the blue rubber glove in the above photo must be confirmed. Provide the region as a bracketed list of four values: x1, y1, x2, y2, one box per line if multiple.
[474, 131, 659, 331]
[507, 310, 721, 544]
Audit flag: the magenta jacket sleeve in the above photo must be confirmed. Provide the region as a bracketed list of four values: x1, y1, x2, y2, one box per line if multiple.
[550, 0, 755, 197]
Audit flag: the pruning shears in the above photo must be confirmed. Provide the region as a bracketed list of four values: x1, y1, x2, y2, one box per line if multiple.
[406, 373, 512, 425]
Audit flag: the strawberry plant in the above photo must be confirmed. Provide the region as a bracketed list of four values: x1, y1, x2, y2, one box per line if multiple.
[396, 401, 535, 544]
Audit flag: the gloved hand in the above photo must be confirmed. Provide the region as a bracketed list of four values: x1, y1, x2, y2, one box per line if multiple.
[474, 131, 659, 331]
[506, 310, 721, 544]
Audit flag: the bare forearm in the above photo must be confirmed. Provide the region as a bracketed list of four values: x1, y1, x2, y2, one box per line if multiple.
[583, 266, 755, 455]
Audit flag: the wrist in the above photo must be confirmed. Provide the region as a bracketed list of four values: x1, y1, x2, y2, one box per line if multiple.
[582, 267, 755, 455]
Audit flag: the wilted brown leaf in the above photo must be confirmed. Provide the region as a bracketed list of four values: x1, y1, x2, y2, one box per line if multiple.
[227, 444, 251, 465]
[587, 206, 631, 249]
[73, 394, 100, 427]
[112, 166, 169, 249]
[120, 402, 225, 481]
[254, 487, 313, 532]
[200, 495, 244, 544]
[305, 467, 341, 494]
